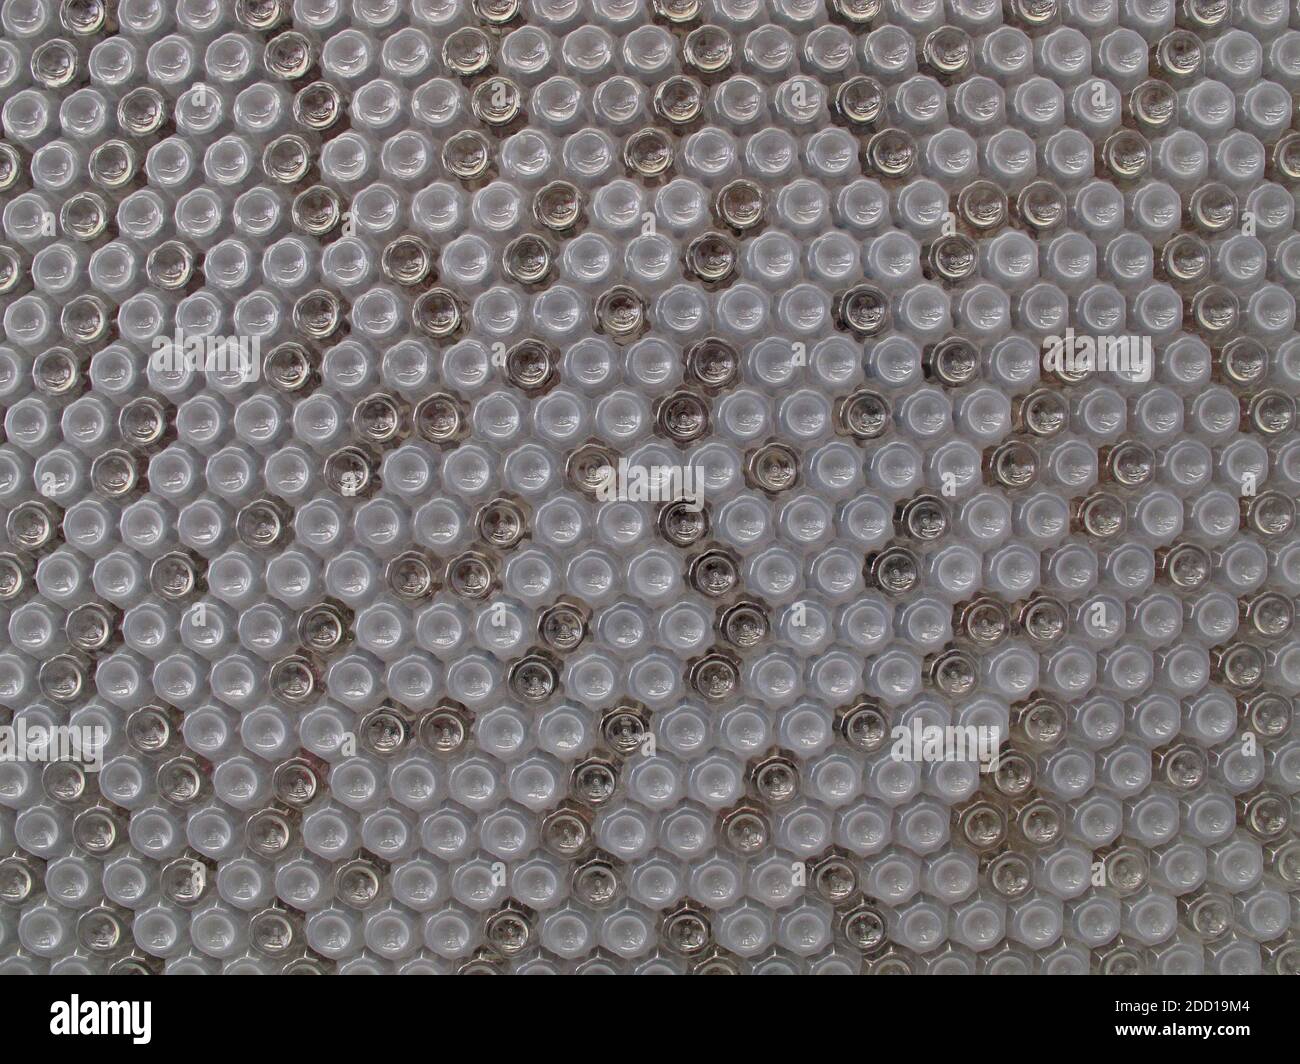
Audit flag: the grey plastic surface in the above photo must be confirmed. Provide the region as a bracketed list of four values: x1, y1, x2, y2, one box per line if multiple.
[0, 0, 1296, 975]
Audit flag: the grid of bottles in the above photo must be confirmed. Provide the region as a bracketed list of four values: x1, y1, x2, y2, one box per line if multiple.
[0, 0, 1298, 973]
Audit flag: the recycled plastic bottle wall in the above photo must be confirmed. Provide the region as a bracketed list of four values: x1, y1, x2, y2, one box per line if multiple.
[0, 0, 1298, 973]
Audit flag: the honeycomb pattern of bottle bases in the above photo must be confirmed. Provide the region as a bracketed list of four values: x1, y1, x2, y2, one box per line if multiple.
[0, 0, 1299, 975]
